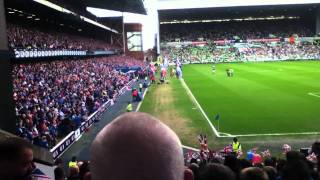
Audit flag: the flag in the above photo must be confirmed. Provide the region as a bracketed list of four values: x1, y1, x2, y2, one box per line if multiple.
[214, 113, 220, 121]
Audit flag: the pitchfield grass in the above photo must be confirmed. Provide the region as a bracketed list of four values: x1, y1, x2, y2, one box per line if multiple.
[140, 61, 320, 154]
[183, 61, 320, 135]
[139, 76, 215, 148]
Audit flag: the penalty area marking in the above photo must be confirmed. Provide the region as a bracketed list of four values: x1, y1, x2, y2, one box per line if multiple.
[308, 92, 320, 98]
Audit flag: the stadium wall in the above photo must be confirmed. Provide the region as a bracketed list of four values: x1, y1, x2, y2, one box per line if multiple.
[0, 0, 15, 133]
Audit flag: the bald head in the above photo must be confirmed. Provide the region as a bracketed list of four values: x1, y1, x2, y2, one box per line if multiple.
[90, 112, 184, 180]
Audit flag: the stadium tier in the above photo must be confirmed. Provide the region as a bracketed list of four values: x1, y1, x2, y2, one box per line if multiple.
[162, 42, 320, 63]
[13, 56, 144, 148]
[160, 19, 313, 42]
[7, 23, 120, 51]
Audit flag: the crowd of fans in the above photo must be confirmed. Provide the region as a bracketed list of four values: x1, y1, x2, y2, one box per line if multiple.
[161, 19, 314, 42]
[182, 135, 320, 180]
[162, 42, 320, 63]
[7, 23, 120, 51]
[53, 129, 320, 180]
[13, 56, 144, 148]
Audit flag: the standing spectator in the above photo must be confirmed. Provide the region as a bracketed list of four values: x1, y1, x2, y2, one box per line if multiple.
[126, 101, 133, 112]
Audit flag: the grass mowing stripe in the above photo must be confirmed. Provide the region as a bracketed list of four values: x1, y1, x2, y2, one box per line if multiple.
[183, 61, 320, 135]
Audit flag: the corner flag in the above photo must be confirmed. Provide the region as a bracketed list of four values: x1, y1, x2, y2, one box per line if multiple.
[214, 113, 220, 121]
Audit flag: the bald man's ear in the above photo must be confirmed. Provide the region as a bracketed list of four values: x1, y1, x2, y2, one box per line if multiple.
[83, 172, 91, 180]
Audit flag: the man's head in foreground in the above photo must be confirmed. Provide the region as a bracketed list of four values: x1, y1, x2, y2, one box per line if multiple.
[89, 112, 185, 180]
[0, 137, 34, 180]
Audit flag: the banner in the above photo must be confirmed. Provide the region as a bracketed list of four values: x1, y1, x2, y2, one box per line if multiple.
[13, 49, 87, 59]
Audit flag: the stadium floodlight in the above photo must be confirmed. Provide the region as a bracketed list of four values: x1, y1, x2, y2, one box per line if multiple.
[79, 15, 118, 33]
[33, 0, 118, 33]
[86, 7, 123, 17]
[33, 0, 76, 15]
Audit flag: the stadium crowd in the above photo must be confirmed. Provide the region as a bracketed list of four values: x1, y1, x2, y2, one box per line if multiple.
[49, 113, 320, 180]
[162, 42, 320, 63]
[3, 112, 320, 180]
[182, 135, 320, 180]
[161, 20, 313, 42]
[13, 56, 144, 148]
[7, 23, 119, 51]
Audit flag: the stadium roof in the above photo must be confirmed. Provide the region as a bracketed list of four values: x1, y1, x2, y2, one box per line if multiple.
[48, 0, 146, 15]
[5, 0, 132, 33]
[159, 4, 320, 22]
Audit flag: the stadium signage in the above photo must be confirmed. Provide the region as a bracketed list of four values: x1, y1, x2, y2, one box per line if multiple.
[50, 79, 135, 160]
[13, 49, 87, 59]
[247, 38, 280, 43]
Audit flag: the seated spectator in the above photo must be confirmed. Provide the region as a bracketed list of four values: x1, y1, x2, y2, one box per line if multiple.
[184, 168, 194, 180]
[0, 137, 34, 180]
[263, 166, 277, 180]
[68, 166, 80, 180]
[54, 167, 65, 180]
[13, 56, 144, 148]
[7, 23, 121, 51]
[200, 163, 236, 180]
[88, 112, 185, 180]
[239, 167, 269, 180]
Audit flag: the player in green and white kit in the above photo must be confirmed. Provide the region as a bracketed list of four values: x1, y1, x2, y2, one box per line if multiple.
[212, 64, 216, 74]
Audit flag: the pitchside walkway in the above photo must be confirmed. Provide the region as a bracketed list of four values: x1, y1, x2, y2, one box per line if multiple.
[61, 81, 144, 162]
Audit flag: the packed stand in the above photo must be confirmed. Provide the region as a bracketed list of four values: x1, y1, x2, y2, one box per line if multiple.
[13, 56, 144, 148]
[161, 19, 313, 42]
[162, 42, 320, 64]
[7, 23, 120, 51]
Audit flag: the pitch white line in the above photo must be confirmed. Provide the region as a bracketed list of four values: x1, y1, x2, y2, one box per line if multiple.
[135, 86, 149, 112]
[219, 132, 233, 137]
[180, 79, 221, 137]
[308, 92, 320, 98]
[231, 131, 320, 137]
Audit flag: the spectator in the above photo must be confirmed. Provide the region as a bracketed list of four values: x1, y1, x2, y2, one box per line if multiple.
[200, 163, 236, 180]
[54, 167, 65, 180]
[13, 56, 144, 148]
[68, 166, 80, 180]
[0, 137, 34, 180]
[89, 112, 185, 180]
[239, 167, 269, 180]
[7, 23, 121, 51]
[184, 168, 194, 180]
[69, 156, 78, 168]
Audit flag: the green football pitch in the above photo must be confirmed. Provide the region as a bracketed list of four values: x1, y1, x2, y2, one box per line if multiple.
[183, 61, 320, 136]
